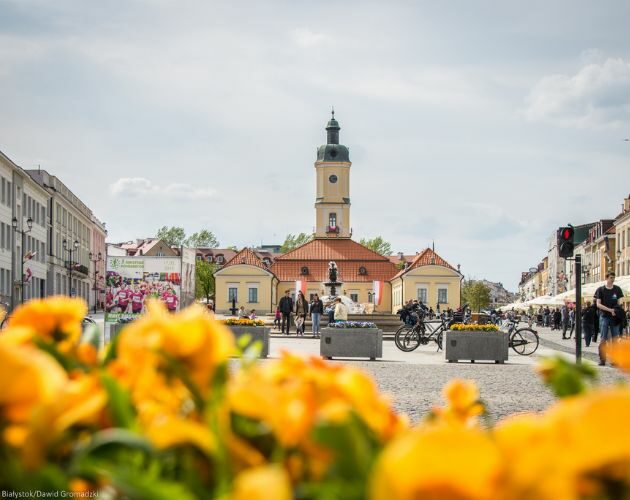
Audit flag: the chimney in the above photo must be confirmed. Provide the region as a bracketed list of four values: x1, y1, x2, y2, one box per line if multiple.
[398, 252, 404, 260]
[625, 194, 630, 213]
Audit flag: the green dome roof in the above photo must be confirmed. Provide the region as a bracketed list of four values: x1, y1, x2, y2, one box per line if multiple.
[326, 118, 340, 130]
[317, 144, 350, 162]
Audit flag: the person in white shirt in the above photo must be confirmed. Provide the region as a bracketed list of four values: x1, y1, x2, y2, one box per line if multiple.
[333, 297, 348, 322]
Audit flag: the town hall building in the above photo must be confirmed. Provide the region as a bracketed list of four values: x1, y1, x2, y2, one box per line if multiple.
[214, 113, 462, 314]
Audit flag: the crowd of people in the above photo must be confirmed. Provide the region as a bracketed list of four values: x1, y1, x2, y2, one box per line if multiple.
[273, 290, 347, 337]
[105, 279, 179, 315]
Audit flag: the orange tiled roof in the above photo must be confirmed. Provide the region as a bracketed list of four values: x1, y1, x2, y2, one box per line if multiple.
[223, 248, 273, 273]
[277, 238, 391, 262]
[392, 248, 457, 279]
[271, 238, 398, 282]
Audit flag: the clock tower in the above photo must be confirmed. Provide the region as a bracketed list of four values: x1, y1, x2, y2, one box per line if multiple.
[314, 110, 352, 238]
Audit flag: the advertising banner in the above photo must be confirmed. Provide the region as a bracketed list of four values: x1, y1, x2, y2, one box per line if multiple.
[105, 256, 182, 328]
[180, 248, 196, 309]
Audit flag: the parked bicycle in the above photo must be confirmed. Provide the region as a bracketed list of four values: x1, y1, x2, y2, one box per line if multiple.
[395, 304, 470, 352]
[501, 318, 539, 355]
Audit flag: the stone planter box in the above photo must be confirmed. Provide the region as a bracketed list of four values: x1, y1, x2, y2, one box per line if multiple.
[228, 326, 270, 358]
[320, 327, 383, 361]
[444, 330, 509, 363]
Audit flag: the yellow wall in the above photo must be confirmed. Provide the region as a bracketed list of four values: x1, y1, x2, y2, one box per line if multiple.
[214, 265, 274, 314]
[393, 265, 462, 313]
[314, 161, 351, 237]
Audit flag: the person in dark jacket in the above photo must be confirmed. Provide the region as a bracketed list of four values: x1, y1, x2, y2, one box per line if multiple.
[581, 301, 597, 347]
[278, 290, 294, 335]
[310, 294, 324, 337]
[295, 291, 309, 336]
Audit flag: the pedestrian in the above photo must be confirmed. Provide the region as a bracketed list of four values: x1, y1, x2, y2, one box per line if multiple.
[249, 309, 257, 320]
[310, 293, 324, 337]
[568, 307, 576, 338]
[273, 307, 281, 330]
[594, 272, 624, 366]
[237, 306, 248, 319]
[552, 308, 561, 330]
[581, 301, 597, 347]
[278, 290, 294, 335]
[561, 304, 570, 339]
[295, 291, 309, 336]
[333, 297, 348, 322]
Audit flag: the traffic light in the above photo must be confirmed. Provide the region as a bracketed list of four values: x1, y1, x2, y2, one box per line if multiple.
[557, 226, 574, 258]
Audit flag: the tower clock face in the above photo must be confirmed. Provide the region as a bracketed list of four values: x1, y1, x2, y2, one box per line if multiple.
[329, 174, 338, 184]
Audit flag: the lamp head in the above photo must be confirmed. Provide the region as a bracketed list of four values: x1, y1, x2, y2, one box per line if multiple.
[11, 217, 17, 230]
[26, 217, 33, 230]
[73, 240, 79, 250]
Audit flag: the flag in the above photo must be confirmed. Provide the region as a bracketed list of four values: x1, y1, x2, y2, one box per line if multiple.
[23, 267, 33, 283]
[373, 280, 383, 305]
[295, 280, 307, 298]
[23, 251, 37, 263]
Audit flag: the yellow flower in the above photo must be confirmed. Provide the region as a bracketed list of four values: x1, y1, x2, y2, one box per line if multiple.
[115, 301, 234, 394]
[20, 374, 107, 468]
[232, 465, 292, 500]
[144, 413, 215, 454]
[370, 423, 502, 500]
[6, 296, 87, 352]
[0, 342, 67, 424]
[431, 379, 484, 426]
[605, 338, 630, 373]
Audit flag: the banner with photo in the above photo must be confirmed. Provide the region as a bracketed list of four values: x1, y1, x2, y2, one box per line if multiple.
[180, 248, 196, 309]
[105, 256, 182, 327]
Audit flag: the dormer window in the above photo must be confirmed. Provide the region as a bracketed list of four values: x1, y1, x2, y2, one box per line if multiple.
[216, 255, 224, 264]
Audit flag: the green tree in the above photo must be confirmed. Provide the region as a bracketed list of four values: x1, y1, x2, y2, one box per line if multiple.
[155, 226, 186, 247]
[280, 233, 312, 253]
[195, 260, 217, 303]
[184, 230, 220, 248]
[462, 280, 492, 312]
[359, 236, 392, 256]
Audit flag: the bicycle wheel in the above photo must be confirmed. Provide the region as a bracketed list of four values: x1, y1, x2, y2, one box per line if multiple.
[435, 331, 443, 351]
[395, 325, 417, 352]
[511, 328, 539, 356]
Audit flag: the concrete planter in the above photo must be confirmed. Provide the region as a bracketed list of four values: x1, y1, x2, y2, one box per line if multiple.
[445, 330, 509, 363]
[320, 327, 383, 361]
[228, 326, 270, 358]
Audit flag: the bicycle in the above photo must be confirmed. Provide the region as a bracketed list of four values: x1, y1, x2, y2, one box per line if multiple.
[394, 305, 470, 352]
[501, 318, 539, 355]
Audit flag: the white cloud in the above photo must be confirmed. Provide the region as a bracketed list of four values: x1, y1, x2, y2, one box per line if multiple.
[110, 177, 215, 200]
[291, 28, 331, 48]
[525, 57, 630, 128]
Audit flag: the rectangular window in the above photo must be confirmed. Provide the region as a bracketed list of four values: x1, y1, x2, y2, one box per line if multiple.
[350, 293, 359, 303]
[329, 213, 337, 228]
[248, 288, 258, 303]
[438, 288, 448, 304]
[0, 223, 4, 250]
[1, 178, 5, 204]
[417, 288, 428, 303]
[7, 181, 11, 206]
[41, 206, 46, 225]
[228, 287, 238, 302]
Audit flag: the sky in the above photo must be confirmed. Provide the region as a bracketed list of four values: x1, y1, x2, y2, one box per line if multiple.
[1, 0, 629, 291]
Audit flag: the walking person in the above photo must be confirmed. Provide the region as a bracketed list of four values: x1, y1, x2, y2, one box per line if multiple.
[594, 272, 624, 366]
[581, 301, 597, 347]
[552, 308, 561, 330]
[561, 304, 570, 339]
[273, 307, 281, 330]
[295, 291, 309, 336]
[278, 290, 294, 335]
[568, 307, 576, 339]
[333, 297, 348, 322]
[310, 293, 324, 337]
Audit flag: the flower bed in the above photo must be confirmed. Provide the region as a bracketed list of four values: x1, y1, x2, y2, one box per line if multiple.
[222, 318, 265, 327]
[450, 322, 499, 332]
[1, 297, 630, 498]
[327, 320, 377, 328]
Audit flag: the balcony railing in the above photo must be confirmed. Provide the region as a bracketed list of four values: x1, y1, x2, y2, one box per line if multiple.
[326, 226, 339, 234]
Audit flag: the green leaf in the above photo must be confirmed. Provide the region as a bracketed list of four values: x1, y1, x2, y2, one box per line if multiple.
[33, 338, 78, 372]
[537, 356, 598, 398]
[100, 374, 137, 429]
[74, 429, 153, 461]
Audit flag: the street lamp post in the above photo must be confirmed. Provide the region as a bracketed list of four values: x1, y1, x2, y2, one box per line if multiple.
[89, 251, 102, 314]
[63, 239, 79, 297]
[12, 216, 33, 304]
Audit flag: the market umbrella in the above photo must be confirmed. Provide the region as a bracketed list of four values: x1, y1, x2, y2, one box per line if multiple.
[527, 295, 565, 306]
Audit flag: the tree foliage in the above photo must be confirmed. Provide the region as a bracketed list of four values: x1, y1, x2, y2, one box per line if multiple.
[280, 233, 312, 253]
[184, 230, 220, 248]
[359, 236, 392, 256]
[462, 280, 492, 312]
[195, 260, 217, 303]
[155, 226, 220, 248]
[155, 226, 186, 247]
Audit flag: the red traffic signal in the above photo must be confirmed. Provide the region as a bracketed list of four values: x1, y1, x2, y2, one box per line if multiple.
[557, 226, 574, 258]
